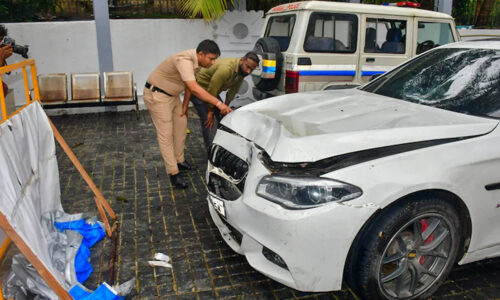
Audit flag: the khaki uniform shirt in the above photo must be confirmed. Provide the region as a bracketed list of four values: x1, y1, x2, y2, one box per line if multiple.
[197, 58, 243, 109]
[147, 49, 200, 96]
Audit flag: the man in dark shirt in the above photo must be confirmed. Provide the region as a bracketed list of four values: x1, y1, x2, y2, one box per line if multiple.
[0, 25, 13, 96]
[183, 51, 259, 151]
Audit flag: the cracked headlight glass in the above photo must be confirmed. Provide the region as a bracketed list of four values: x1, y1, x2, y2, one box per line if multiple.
[256, 175, 362, 209]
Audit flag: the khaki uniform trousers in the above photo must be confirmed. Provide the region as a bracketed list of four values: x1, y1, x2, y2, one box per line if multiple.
[143, 88, 187, 175]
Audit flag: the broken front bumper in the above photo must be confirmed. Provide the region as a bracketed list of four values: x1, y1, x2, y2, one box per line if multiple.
[206, 130, 377, 292]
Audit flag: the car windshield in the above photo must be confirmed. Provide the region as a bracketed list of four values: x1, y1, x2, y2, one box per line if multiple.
[362, 47, 500, 118]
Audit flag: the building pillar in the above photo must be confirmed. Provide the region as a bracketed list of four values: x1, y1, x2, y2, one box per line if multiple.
[92, 0, 114, 73]
[435, 0, 453, 15]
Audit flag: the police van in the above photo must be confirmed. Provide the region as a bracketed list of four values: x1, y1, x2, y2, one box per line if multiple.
[251, 1, 459, 99]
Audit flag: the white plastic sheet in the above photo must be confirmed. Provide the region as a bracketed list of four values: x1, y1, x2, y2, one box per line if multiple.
[0, 101, 63, 286]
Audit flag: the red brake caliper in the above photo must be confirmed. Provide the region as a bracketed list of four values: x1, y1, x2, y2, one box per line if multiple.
[419, 219, 434, 264]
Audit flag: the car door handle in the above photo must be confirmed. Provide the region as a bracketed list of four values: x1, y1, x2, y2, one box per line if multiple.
[366, 58, 375, 62]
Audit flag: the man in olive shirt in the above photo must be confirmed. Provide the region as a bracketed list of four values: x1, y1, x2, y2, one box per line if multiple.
[144, 40, 232, 189]
[183, 52, 259, 151]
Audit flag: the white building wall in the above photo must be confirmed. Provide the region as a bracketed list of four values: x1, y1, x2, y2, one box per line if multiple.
[110, 19, 213, 99]
[4, 21, 99, 107]
[2, 12, 264, 109]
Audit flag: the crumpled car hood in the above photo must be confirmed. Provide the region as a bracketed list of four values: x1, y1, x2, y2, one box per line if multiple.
[220, 89, 499, 162]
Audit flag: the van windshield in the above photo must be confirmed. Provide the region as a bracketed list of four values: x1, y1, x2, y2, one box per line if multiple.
[265, 14, 296, 51]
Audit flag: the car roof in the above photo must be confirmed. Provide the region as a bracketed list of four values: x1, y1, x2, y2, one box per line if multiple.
[440, 39, 500, 50]
[267, 1, 454, 19]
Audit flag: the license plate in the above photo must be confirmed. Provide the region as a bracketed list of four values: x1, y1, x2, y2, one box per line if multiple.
[210, 196, 226, 217]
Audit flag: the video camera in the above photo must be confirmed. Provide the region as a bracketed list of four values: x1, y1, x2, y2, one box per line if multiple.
[1, 36, 29, 59]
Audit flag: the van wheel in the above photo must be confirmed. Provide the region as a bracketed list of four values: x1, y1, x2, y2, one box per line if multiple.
[252, 37, 282, 92]
[350, 198, 461, 299]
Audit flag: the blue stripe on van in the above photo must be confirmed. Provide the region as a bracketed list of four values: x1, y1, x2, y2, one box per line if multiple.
[361, 71, 386, 76]
[262, 66, 276, 73]
[299, 70, 356, 76]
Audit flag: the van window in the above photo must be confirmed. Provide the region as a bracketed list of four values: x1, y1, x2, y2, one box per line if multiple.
[304, 13, 358, 53]
[264, 14, 296, 51]
[417, 22, 455, 54]
[365, 18, 406, 54]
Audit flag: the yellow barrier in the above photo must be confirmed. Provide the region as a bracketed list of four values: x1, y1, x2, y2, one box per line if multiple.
[0, 59, 40, 122]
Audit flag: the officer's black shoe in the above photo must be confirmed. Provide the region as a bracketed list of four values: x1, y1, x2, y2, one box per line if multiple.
[178, 161, 195, 171]
[170, 174, 188, 189]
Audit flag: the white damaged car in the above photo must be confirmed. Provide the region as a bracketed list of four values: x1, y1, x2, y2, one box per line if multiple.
[206, 40, 500, 299]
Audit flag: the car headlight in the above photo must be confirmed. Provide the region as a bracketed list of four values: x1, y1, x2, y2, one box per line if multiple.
[256, 175, 362, 209]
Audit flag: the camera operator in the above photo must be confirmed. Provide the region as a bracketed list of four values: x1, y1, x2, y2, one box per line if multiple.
[0, 25, 12, 96]
[0, 25, 13, 67]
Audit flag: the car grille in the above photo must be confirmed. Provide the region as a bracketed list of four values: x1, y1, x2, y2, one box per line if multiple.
[208, 145, 248, 201]
[207, 173, 242, 201]
[209, 145, 248, 181]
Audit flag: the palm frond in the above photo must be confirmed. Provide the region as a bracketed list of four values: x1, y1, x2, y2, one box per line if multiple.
[181, 0, 234, 21]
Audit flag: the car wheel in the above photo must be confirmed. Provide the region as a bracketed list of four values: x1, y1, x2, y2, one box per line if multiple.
[351, 198, 461, 299]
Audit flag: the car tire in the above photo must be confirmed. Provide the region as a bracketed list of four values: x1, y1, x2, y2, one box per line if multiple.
[349, 197, 462, 299]
[252, 37, 283, 92]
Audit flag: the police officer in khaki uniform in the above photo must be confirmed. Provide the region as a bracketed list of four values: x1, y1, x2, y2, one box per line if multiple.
[144, 40, 232, 189]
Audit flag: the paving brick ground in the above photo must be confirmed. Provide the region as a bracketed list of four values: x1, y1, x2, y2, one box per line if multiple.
[51, 110, 500, 300]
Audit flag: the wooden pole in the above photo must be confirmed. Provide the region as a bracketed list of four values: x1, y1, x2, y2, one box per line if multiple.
[47, 118, 116, 236]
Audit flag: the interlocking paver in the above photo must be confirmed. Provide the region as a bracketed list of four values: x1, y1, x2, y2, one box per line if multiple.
[51, 110, 500, 300]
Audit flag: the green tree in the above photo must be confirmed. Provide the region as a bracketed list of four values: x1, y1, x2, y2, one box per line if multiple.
[474, 0, 497, 27]
[0, 0, 61, 22]
[181, 0, 234, 21]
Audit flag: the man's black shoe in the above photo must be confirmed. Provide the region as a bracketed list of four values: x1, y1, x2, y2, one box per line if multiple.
[170, 174, 188, 189]
[178, 161, 195, 171]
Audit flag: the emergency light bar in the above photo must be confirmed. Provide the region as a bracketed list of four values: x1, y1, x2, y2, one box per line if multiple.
[381, 2, 421, 7]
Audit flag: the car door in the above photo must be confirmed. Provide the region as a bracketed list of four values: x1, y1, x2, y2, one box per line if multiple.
[358, 14, 413, 84]
[300, 11, 360, 91]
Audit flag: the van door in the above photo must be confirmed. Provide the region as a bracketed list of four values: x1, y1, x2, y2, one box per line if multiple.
[413, 19, 458, 56]
[300, 12, 360, 91]
[358, 15, 412, 84]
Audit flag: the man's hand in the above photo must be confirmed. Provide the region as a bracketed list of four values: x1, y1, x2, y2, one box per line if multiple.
[181, 88, 191, 118]
[180, 105, 188, 118]
[185, 80, 233, 115]
[0, 44, 13, 62]
[205, 110, 215, 129]
[215, 101, 232, 115]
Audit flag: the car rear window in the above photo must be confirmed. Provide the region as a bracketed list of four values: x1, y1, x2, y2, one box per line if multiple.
[304, 12, 358, 53]
[362, 48, 500, 118]
[264, 14, 296, 51]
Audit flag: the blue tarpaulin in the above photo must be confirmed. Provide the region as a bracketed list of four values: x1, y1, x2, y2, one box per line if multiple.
[54, 218, 124, 300]
[54, 219, 106, 283]
[69, 283, 124, 300]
